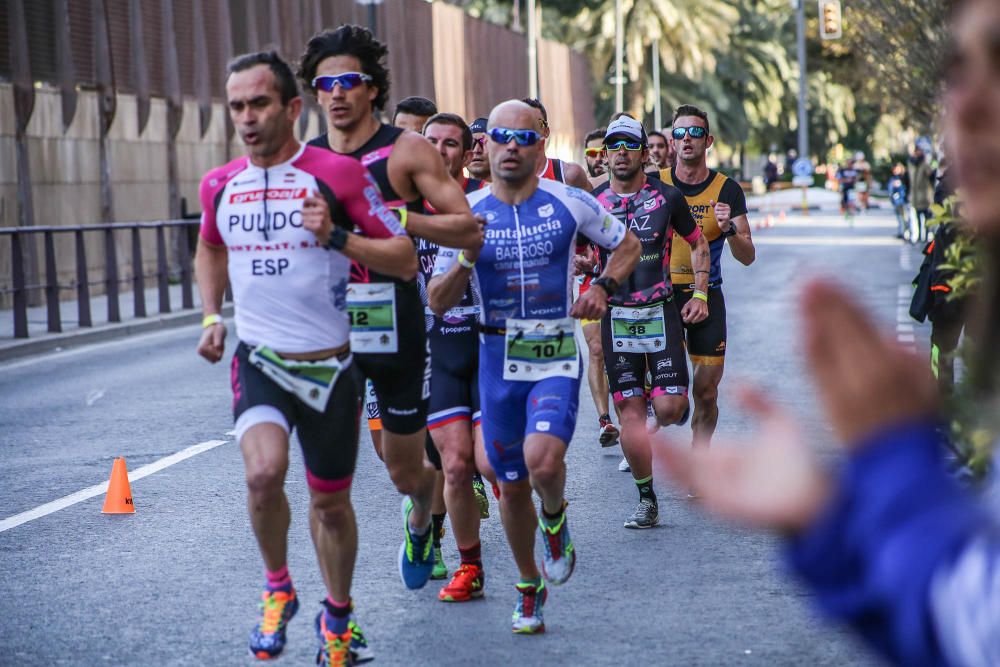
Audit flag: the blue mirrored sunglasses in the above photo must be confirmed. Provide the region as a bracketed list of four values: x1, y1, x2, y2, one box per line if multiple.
[311, 72, 373, 92]
[671, 126, 707, 140]
[604, 140, 644, 151]
[487, 127, 543, 146]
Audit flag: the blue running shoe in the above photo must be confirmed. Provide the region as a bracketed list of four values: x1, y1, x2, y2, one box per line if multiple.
[538, 505, 576, 585]
[249, 587, 299, 660]
[398, 497, 434, 589]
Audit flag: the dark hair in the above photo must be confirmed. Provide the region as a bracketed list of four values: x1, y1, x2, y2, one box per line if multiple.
[228, 51, 299, 105]
[584, 128, 606, 144]
[423, 112, 473, 151]
[648, 130, 667, 143]
[521, 97, 548, 123]
[607, 111, 637, 124]
[393, 96, 438, 124]
[297, 25, 390, 111]
[672, 104, 710, 134]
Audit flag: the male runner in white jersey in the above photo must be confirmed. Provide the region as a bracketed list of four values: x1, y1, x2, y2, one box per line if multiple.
[297, 26, 483, 601]
[429, 100, 641, 633]
[194, 51, 417, 666]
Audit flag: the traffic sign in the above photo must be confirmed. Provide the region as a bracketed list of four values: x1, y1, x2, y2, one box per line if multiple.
[792, 157, 814, 177]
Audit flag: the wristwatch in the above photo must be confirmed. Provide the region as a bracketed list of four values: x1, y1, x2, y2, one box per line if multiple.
[723, 224, 738, 237]
[591, 276, 619, 297]
[325, 226, 349, 251]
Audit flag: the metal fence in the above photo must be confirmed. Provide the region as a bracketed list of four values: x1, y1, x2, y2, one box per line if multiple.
[0, 220, 201, 338]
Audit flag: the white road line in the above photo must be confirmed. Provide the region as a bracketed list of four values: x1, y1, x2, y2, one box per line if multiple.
[0, 438, 229, 534]
[754, 236, 902, 247]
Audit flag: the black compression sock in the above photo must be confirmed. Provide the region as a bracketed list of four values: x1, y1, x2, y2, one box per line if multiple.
[432, 512, 447, 546]
[635, 475, 657, 504]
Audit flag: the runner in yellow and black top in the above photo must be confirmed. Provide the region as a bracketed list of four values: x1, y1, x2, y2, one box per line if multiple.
[662, 104, 755, 452]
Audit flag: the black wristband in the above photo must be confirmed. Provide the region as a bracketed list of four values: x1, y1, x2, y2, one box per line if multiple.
[591, 276, 619, 297]
[723, 225, 738, 237]
[325, 226, 349, 251]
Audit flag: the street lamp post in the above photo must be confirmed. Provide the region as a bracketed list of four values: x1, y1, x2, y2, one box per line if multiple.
[528, 0, 538, 98]
[357, 0, 382, 37]
[652, 38, 661, 129]
[615, 0, 624, 112]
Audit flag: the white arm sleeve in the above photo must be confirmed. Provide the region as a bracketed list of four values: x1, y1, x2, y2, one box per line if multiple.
[560, 185, 627, 250]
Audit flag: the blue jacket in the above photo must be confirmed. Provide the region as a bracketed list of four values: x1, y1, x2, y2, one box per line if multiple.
[786, 420, 998, 666]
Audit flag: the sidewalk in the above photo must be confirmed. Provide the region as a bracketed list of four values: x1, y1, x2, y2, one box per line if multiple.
[0, 283, 231, 362]
[746, 186, 890, 213]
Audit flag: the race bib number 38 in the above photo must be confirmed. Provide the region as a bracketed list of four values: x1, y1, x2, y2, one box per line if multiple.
[610, 304, 666, 353]
[347, 283, 398, 354]
[503, 317, 579, 382]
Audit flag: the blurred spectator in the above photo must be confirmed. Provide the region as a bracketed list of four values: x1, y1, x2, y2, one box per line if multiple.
[909, 138, 936, 242]
[853, 152, 873, 210]
[888, 163, 910, 239]
[836, 159, 859, 215]
[764, 159, 779, 191]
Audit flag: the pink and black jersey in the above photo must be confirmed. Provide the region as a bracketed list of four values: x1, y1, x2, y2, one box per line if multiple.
[198, 143, 406, 353]
[593, 177, 700, 306]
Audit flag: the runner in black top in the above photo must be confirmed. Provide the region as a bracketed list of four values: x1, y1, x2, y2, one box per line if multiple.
[665, 104, 755, 457]
[593, 116, 710, 529]
[297, 25, 483, 608]
[418, 112, 493, 604]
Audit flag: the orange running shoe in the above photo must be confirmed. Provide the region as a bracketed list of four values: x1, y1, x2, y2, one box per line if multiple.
[438, 563, 485, 602]
[248, 588, 299, 659]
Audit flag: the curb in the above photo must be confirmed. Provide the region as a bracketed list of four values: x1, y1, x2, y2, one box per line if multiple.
[0, 305, 234, 363]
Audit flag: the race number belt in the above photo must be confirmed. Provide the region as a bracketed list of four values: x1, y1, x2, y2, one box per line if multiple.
[503, 317, 579, 382]
[424, 305, 479, 320]
[347, 283, 397, 354]
[610, 303, 666, 353]
[249, 346, 346, 412]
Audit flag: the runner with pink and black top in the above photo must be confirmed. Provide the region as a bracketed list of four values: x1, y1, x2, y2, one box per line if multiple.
[591, 117, 711, 529]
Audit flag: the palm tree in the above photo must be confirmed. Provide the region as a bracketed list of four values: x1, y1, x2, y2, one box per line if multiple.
[568, 0, 739, 121]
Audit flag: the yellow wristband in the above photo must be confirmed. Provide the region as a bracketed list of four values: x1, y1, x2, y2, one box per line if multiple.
[395, 207, 408, 228]
[202, 314, 223, 328]
[457, 251, 475, 269]
[692, 290, 708, 303]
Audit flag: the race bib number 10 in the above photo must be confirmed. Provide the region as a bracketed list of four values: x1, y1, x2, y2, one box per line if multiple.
[610, 303, 666, 353]
[347, 283, 398, 354]
[503, 317, 579, 382]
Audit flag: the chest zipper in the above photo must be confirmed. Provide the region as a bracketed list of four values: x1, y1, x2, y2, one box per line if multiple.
[512, 204, 527, 318]
[261, 167, 271, 242]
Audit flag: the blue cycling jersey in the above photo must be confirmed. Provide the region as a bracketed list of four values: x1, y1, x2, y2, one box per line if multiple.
[434, 179, 627, 327]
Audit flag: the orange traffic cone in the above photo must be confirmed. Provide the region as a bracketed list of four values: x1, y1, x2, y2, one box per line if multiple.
[102, 457, 135, 514]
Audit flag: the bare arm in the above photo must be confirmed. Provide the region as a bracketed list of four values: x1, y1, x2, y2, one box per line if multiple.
[302, 194, 418, 281]
[401, 134, 481, 248]
[563, 161, 593, 193]
[679, 233, 711, 324]
[428, 261, 473, 317]
[727, 214, 755, 265]
[194, 238, 228, 363]
[571, 231, 641, 320]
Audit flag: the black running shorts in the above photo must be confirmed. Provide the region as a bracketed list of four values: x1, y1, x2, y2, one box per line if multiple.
[673, 286, 727, 365]
[601, 299, 690, 402]
[231, 342, 361, 490]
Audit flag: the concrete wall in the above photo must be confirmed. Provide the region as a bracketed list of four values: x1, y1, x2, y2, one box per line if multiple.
[0, 82, 322, 312]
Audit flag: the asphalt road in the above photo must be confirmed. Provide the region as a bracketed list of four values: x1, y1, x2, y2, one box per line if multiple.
[0, 209, 925, 666]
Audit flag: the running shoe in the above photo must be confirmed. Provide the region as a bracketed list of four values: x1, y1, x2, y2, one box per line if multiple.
[618, 456, 631, 472]
[624, 498, 659, 529]
[598, 415, 620, 447]
[348, 615, 374, 664]
[248, 587, 299, 660]
[511, 581, 548, 634]
[472, 474, 491, 518]
[438, 562, 485, 602]
[398, 497, 434, 589]
[431, 545, 448, 580]
[314, 611, 354, 666]
[538, 506, 576, 585]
